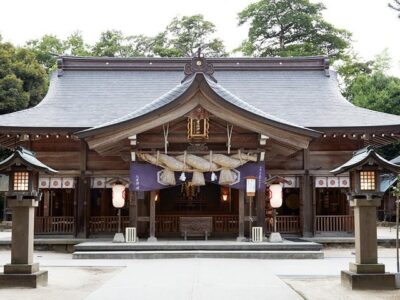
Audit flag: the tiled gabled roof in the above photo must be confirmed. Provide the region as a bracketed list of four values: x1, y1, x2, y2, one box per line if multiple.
[0, 56, 399, 131]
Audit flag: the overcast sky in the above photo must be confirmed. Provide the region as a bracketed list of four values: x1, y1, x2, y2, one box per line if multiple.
[0, 0, 399, 75]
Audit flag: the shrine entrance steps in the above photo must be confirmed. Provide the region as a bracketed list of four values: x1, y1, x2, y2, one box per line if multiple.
[72, 239, 323, 259]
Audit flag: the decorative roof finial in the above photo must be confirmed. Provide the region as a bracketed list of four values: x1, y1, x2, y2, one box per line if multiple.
[181, 50, 217, 83]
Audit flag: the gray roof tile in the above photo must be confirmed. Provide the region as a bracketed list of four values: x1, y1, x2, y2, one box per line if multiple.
[0, 66, 400, 130]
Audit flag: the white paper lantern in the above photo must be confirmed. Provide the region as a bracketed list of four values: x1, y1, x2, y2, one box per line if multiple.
[112, 183, 126, 208]
[269, 183, 283, 208]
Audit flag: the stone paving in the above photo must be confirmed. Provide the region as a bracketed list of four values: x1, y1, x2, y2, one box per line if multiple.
[0, 248, 400, 299]
[1, 228, 400, 299]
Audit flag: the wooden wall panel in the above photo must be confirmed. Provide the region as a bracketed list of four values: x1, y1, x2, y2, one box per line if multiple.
[309, 151, 353, 170]
[87, 151, 129, 170]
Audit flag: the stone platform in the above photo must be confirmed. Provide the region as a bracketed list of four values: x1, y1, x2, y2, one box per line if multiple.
[0, 271, 48, 288]
[73, 239, 323, 259]
[341, 270, 400, 290]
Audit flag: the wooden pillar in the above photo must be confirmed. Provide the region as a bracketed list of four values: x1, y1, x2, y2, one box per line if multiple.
[237, 189, 246, 242]
[76, 140, 88, 238]
[148, 190, 157, 242]
[302, 148, 313, 237]
[43, 191, 50, 217]
[256, 177, 266, 234]
[129, 192, 138, 228]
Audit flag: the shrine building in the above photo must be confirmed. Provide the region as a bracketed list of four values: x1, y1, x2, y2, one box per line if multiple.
[1, 55, 400, 239]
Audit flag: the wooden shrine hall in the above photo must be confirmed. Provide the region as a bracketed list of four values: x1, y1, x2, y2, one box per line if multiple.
[0, 54, 400, 240]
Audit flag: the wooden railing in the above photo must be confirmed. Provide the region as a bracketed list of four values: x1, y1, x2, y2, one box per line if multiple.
[266, 216, 300, 233]
[35, 216, 75, 234]
[156, 215, 180, 233]
[156, 215, 239, 234]
[213, 215, 238, 233]
[89, 216, 130, 233]
[315, 215, 354, 233]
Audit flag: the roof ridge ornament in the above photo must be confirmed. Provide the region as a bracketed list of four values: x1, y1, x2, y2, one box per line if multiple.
[181, 48, 217, 83]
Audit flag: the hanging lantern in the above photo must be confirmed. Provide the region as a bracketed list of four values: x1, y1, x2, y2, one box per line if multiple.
[112, 183, 126, 208]
[269, 183, 283, 208]
[246, 176, 256, 197]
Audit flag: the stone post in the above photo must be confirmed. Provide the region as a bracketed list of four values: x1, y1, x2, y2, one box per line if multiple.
[0, 199, 48, 287]
[341, 197, 399, 289]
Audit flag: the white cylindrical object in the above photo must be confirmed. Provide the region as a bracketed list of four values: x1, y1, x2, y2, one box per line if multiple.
[269, 183, 283, 208]
[112, 183, 126, 208]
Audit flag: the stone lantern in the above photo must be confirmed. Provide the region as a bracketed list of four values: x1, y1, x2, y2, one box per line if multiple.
[331, 146, 400, 290]
[0, 146, 57, 288]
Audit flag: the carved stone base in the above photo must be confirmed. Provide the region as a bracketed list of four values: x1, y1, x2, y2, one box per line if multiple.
[147, 236, 157, 242]
[0, 270, 48, 288]
[341, 270, 400, 290]
[112, 233, 125, 243]
[269, 232, 283, 243]
[4, 263, 39, 274]
[236, 236, 246, 242]
[349, 262, 385, 274]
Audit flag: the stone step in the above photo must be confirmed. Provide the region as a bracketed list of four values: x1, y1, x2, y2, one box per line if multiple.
[73, 241, 323, 252]
[72, 250, 324, 259]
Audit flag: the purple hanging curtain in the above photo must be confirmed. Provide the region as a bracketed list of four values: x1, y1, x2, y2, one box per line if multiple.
[130, 162, 265, 191]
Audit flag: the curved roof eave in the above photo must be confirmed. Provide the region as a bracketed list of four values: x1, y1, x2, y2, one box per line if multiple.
[76, 73, 321, 139]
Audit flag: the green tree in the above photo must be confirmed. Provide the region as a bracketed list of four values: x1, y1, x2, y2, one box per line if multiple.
[339, 51, 400, 159]
[336, 51, 374, 98]
[64, 31, 91, 56]
[92, 30, 150, 57]
[153, 15, 227, 57]
[237, 0, 351, 59]
[26, 35, 65, 71]
[0, 36, 47, 114]
[389, 0, 400, 17]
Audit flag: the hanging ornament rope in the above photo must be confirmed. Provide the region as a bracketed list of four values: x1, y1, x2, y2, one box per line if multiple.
[227, 124, 233, 155]
[163, 123, 169, 154]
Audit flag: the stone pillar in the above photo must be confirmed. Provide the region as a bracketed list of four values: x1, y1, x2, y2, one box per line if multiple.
[148, 191, 157, 242]
[237, 190, 245, 242]
[0, 199, 48, 287]
[341, 197, 399, 289]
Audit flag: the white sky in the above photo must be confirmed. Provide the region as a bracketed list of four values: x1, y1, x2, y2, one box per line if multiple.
[0, 0, 399, 75]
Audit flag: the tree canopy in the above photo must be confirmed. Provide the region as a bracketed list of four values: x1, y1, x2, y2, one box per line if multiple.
[0, 36, 48, 114]
[153, 15, 227, 57]
[237, 0, 351, 59]
[25, 15, 227, 71]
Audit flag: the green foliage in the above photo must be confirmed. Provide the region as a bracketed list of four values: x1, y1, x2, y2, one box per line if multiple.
[237, 0, 351, 59]
[64, 31, 91, 56]
[92, 30, 151, 57]
[153, 15, 227, 57]
[338, 50, 400, 111]
[26, 35, 65, 72]
[338, 50, 400, 160]
[0, 39, 47, 114]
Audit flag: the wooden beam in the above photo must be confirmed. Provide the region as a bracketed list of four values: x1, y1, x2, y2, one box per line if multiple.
[301, 148, 313, 237]
[76, 140, 89, 238]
